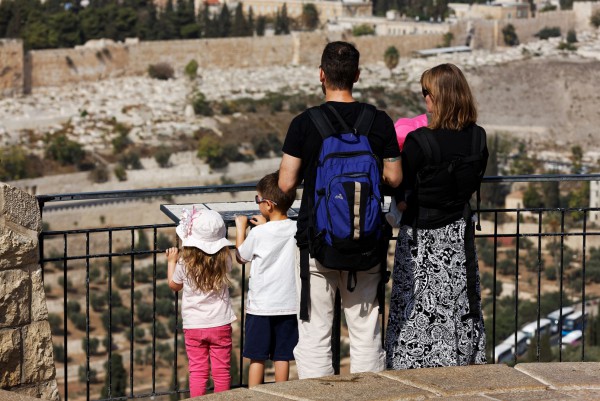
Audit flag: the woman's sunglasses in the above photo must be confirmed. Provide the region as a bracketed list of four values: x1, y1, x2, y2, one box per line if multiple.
[422, 88, 430, 98]
[255, 195, 278, 205]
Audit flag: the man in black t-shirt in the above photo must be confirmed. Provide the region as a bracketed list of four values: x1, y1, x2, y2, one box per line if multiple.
[278, 41, 401, 379]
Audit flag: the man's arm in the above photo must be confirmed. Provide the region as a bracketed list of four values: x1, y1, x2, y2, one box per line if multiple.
[382, 157, 402, 188]
[279, 153, 302, 193]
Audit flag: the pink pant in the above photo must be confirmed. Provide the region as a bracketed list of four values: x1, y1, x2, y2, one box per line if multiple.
[184, 325, 232, 397]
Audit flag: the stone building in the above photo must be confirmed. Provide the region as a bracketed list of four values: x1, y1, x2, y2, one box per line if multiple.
[242, 0, 373, 22]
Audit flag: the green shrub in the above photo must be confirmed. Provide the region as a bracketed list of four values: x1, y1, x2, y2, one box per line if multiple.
[535, 26, 561, 40]
[115, 271, 131, 289]
[134, 327, 146, 343]
[67, 300, 81, 314]
[48, 313, 63, 334]
[148, 62, 174, 80]
[197, 136, 228, 169]
[79, 366, 98, 383]
[502, 24, 520, 46]
[591, 9, 600, 28]
[352, 24, 374, 36]
[137, 303, 153, 323]
[156, 299, 174, 317]
[46, 134, 85, 166]
[119, 151, 143, 170]
[114, 165, 127, 181]
[540, 4, 557, 11]
[155, 147, 172, 168]
[192, 92, 213, 116]
[184, 59, 199, 80]
[252, 136, 271, 158]
[157, 283, 172, 299]
[157, 233, 173, 250]
[89, 165, 109, 183]
[220, 102, 233, 115]
[155, 321, 170, 339]
[91, 293, 106, 312]
[0, 146, 34, 180]
[53, 343, 67, 363]
[566, 29, 577, 44]
[82, 337, 100, 355]
[384, 46, 399, 73]
[71, 312, 87, 331]
[290, 100, 307, 113]
[557, 41, 577, 51]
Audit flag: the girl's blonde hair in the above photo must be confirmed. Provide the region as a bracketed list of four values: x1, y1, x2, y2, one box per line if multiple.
[420, 63, 477, 131]
[181, 247, 231, 293]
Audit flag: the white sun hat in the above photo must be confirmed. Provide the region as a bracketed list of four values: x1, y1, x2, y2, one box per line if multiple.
[176, 208, 232, 254]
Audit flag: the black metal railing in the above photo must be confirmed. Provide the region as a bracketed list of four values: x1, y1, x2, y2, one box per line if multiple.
[37, 175, 600, 401]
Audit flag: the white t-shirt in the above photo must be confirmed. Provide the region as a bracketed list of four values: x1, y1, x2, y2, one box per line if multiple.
[237, 219, 297, 316]
[172, 253, 237, 329]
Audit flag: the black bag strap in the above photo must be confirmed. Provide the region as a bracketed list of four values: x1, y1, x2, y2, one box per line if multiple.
[354, 104, 376, 137]
[299, 246, 311, 321]
[471, 125, 487, 231]
[308, 103, 376, 140]
[308, 106, 337, 140]
[325, 103, 353, 133]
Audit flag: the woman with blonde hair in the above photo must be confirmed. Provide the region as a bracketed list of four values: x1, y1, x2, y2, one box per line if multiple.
[385, 63, 488, 369]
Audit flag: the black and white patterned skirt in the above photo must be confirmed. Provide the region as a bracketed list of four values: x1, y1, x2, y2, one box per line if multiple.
[385, 218, 486, 370]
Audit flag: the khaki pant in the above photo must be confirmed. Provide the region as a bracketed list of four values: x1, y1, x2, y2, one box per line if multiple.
[293, 251, 385, 379]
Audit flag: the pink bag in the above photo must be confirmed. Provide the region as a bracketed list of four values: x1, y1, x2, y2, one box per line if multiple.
[394, 114, 428, 151]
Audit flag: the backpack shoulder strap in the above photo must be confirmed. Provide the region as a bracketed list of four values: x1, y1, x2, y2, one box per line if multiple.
[354, 104, 376, 137]
[412, 129, 441, 164]
[471, 124, 487, 231]
[307, 105, 337, 140]
[325, 103, 352, 133]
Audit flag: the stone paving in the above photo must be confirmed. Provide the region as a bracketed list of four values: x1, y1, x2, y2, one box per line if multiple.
[194, 363, 600, 400]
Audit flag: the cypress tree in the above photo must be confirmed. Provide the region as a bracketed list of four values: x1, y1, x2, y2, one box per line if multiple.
[247, 6, 254, 36]
[218, 3, 231, 37]
[232, 3, 247, 37]
[255, 15, 265, 36]
[101, 354, 127, 398]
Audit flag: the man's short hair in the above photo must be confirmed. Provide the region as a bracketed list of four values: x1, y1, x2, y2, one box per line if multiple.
[321, 41, 360, 91]
[257, 171, 296, 213]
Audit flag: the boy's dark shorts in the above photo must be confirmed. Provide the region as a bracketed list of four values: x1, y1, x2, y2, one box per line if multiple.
[243, 314, 298, 361]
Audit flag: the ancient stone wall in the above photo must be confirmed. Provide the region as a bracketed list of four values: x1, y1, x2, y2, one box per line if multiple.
[3, 9, 588, 95]
[0, 39, 24, 97]
[0, 184, 59, 400]
[466, 10, 577, 50]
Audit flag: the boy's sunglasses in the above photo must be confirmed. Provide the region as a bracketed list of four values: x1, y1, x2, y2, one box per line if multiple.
[422, 87, 430, 98]
[255, 195, 277, 206]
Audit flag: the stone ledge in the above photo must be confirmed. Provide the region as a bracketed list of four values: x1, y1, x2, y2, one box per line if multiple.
[195, 363, 600, 400]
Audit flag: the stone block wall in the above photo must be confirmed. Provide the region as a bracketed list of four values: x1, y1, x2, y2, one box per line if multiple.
[465, 10, 577, 50]
[0, 184, 59, 400]
[0, 39, 24, 97]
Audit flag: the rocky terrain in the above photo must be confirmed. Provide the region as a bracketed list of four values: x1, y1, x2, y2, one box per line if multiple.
[1, 30, 600, 194]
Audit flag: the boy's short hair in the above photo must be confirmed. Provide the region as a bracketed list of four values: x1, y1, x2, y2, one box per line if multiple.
[320, 41, 360, 91]
[257, 171, 296, 213]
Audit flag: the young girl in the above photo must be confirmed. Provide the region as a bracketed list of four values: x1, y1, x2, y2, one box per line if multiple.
[166, 208, 236, 397]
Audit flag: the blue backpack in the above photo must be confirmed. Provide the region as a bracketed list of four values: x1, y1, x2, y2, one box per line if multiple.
[298, 103, 388, 320]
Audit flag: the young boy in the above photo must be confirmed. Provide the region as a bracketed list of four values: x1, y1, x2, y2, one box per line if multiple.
[235, 171, 298, 387]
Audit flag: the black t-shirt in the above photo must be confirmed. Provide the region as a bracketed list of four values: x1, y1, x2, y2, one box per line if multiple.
[399, 125, 489, 228]
[282, 101, 400, 233]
